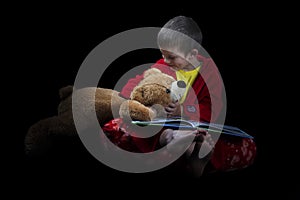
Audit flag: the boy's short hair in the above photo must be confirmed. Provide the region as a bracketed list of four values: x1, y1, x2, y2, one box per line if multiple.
[157, 16, 203, 56]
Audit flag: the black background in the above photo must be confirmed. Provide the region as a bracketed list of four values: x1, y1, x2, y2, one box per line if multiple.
[5, 2, 298, 198]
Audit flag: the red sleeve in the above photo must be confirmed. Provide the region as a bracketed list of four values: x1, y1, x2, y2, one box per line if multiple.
[201, 59, 224, 123]
[119, 73, 144, 99]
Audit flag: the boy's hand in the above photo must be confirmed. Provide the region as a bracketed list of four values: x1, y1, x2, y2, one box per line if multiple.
[160, 129, 207, 147]
[159, 129, 174, 146]
[165, 101, 181, 117]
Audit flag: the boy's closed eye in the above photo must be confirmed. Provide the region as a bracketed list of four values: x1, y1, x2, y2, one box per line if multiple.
[162, 54, 176, 60]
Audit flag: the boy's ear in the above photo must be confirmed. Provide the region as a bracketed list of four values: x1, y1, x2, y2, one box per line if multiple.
[191, 49, 198, 57]
[187, 49, 198, 60]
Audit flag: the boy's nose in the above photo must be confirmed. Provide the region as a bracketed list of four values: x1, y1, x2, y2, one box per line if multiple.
[164, 57, 170, 64]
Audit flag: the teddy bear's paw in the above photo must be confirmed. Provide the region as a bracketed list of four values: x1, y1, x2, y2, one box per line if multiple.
[149, 104, 166, 119]
[119, 100, 156, 121]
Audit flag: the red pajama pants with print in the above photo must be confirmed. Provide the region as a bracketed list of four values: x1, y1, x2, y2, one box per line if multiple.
[102, 118, 257, 172]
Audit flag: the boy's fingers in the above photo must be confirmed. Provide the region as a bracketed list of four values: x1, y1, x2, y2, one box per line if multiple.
[190, 141, 202, 158]
[194, 134, 204, 142]
[197, 128, 207, 135]
[160, 129, 174, 146]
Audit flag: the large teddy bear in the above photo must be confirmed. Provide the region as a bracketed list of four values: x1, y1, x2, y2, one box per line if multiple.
[25, 68, 186, 156]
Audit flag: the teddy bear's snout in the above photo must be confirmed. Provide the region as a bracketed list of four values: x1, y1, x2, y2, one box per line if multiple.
[170, 80, 186, 102]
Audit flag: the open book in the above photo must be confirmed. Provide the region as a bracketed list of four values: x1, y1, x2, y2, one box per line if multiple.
[132, 118, 254, 139]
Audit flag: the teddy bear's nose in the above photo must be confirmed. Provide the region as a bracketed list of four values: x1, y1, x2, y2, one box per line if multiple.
[177, 80, 186, 88]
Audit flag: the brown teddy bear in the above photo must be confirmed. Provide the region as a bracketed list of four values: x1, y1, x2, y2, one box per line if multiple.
[25, 68, 186, 156]
[119, 68, 179, 121]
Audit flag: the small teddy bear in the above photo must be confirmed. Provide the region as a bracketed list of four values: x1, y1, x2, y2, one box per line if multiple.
[119, 68, 186, 121]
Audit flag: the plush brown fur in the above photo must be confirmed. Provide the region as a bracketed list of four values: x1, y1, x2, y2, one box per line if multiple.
[120, 68, 175, 121]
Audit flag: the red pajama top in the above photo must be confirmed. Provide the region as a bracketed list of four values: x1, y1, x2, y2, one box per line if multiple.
[119, 54, 224, 123]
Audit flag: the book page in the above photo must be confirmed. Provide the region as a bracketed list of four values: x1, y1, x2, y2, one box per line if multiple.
[131, 118, 253, 139]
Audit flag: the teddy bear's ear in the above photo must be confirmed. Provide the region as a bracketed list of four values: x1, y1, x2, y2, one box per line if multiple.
[143, 68, 162, 78]
[59, 85, 74, 100]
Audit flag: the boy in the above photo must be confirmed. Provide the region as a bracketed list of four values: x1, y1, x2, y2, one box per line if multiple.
[103, 16, 256, 176]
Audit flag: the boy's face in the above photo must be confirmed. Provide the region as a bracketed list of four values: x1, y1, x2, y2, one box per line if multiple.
[160, 49, 194, 71]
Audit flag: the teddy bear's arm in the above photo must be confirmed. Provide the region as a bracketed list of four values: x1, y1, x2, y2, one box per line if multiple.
[119, 100, 157, 121]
